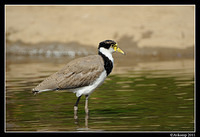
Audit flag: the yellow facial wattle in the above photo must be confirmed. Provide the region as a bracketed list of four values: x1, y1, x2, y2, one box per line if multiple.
[113, 44, 125, 55]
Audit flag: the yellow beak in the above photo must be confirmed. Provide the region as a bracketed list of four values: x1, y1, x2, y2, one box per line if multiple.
[113, 44, 125, 55]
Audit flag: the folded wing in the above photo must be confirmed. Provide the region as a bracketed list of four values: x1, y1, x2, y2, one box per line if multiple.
[33, 55, 104, 92]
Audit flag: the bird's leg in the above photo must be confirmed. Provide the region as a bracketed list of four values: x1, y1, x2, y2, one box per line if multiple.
[85, 95, 89, 116]
[74, 95, 82, 120]
[85, 95, 89, 129]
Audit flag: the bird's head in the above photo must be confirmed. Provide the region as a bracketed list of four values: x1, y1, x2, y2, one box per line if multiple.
[98, 40, 125, 55]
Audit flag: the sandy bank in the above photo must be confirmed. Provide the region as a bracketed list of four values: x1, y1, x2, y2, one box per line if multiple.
[6, 5, 194, 49]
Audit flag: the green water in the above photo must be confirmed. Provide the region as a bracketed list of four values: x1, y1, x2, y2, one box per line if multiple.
[6, 59, 194, 132]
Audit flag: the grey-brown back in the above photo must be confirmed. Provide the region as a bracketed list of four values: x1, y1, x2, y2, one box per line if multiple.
[33, 55, 104, 92]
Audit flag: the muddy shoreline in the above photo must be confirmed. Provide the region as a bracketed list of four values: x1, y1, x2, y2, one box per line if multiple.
[6, 40, 194, 67]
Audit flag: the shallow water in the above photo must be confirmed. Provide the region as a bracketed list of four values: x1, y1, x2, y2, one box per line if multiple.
[6, 58, 194, 132]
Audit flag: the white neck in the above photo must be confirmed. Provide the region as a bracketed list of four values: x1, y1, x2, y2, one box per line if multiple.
[99, 47, 114, 63]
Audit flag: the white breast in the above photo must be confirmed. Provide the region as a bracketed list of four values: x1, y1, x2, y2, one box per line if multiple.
[72, 70, 107, 97]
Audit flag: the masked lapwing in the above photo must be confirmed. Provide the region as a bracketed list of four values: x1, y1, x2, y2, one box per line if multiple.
[32, 40, 125, 115]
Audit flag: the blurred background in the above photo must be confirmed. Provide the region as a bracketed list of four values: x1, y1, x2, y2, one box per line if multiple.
[6, 5, 195, 131]
[6, 5, 194, 62]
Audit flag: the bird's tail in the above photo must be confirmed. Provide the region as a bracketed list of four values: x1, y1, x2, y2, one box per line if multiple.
[32, 88, 53, 95]
[32, 74, 59, 95]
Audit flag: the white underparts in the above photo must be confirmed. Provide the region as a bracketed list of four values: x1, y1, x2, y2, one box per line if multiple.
[72, 70, 107, 97]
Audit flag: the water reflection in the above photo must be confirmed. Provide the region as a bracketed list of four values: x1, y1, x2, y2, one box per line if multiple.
[74, 112, 89, 131]
[6, 58, 194, 131]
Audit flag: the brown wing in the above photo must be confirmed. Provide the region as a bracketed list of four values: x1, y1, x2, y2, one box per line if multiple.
[33, 55, 104, 92]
